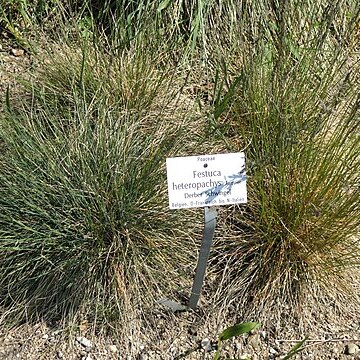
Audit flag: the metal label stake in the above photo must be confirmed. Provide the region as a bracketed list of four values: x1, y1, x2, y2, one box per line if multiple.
[165, 152, 247, 311]
[188, 206, 217, 309]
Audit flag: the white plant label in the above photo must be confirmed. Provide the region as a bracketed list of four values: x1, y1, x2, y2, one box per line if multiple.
[166, 152, 247, 209]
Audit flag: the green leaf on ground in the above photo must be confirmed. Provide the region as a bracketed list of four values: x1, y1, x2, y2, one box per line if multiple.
[219, 322, 260, 341]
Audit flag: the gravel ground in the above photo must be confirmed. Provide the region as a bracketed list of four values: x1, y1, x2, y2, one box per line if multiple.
[0, 293, 359, 360]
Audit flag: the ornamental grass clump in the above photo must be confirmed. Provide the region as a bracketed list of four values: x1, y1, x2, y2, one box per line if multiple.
[0, 41, 202, 327]
[209, 0, 359, 317]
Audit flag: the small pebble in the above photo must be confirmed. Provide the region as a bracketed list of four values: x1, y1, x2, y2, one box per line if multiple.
[76, 336, 92, 348]
[239, 354, 251, 360]
[345, 343, 359, 355]
[11, 49, 24, 57]
[109, 344, 118, 353]
[260, 330, 267, 340]
[201, 338, 212, 352]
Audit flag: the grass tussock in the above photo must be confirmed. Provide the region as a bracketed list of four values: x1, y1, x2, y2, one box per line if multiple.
[0, 41, 204, 327]
[208, 0, 359, 317]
